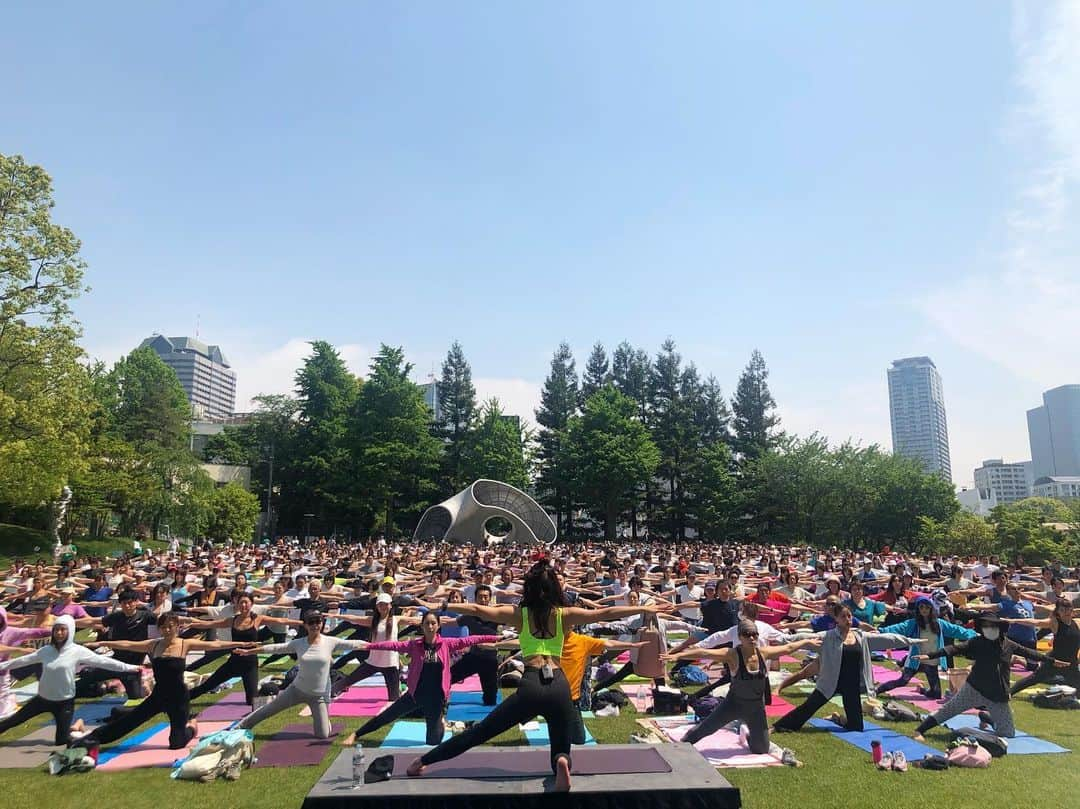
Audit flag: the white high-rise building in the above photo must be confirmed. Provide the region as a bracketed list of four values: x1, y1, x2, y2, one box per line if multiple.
[1027, 385, 1080, 479]
[887, 356, 952, 479]
[973, 459, 1033, 504]
[140, 335, 237, 420]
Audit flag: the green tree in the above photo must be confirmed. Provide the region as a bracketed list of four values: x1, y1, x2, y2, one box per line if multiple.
[685, 440, 738, 541]
[731, 349, 781, 461]
[437, 340, 477, 491]
[348, 345, 442, 534]
[288, 341, 359, 533]
[0, 154, 91, 506]
[565, 386, 660, 541]
[535, 342, 578, 536]
[579, 342, 610, 404]
[611, 341, 653, 538]
[649, 339, 695, 540]
[990, 497, 1077, 564]
[207, 482, 260, 542]
[462, 399, 528, 490]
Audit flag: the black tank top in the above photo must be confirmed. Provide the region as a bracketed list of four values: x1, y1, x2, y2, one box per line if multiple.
[729, 646, 768, 703]
[150, 640, 187, 700]
[1053, 619, 1079, 665]
[231, 617, 259, 644]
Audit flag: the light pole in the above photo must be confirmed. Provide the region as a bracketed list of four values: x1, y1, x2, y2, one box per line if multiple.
[264, 441, 274, 542]
[304, 513, 315, 546]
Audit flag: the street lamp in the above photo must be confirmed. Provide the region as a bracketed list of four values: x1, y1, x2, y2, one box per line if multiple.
[304, 513, 315, 546]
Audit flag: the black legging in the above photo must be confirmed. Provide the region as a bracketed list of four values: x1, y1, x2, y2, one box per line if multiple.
[774, 684, 864, 733]
[340, 662, 400, 701]
[684, 696, 769, 752]
[420, 667, 576, 773]
[0, 696, 75, 745]
[1011, 663, 1080, 695]
[876, 664, 941, 698]
[84, 689, 194, 750]
[591, 662, 664, 694]
[353, 688, 446, 745]
[450, 653, 499, 706]
[189, 653, 259, 705]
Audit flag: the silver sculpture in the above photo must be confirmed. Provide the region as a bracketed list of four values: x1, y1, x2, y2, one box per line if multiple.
[414, 480, 556, 546]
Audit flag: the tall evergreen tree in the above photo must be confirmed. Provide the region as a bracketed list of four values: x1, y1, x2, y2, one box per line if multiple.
[564, 385, 660, 541]
[649, 339, 694, 540]
[580, 342, 610, 404]
[612, 342, 653, 538]
[535, 342, 578, 536]
[731, 349, 781, 460]
[289, 341, 359, 533]
[348, 345, 442, 535]
[437, 340, 477, 491]
[462, 399, 529, 490]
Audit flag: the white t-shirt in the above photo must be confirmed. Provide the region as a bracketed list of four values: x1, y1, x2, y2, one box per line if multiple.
[676, 584, 704, 620]
[366, 616, 399, 669]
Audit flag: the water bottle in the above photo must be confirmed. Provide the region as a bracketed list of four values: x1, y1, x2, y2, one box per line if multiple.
[351, 742, 365, 788]
[636, 685, 648, 708]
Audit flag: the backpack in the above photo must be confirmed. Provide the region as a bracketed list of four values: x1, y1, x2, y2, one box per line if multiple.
[593, 689, 630, 709]
[1033, 693, 1080, 710]
[651, 686, 690, 715]
[172, 729, 255, 782]
[44, 747, 95, 775]
[883, 700, 919, 722]
[948, 727, 1007, 758]
[946, 738, 991, 768]
[596, 662, 618, 682]
[691, 696, 720, 720]
[672, 665, 709, 686]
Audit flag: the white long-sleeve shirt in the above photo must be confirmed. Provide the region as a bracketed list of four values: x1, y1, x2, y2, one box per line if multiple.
[697, 620, 790, 651]
[260, 634, 367, 698]
[0, 616, 139, 701]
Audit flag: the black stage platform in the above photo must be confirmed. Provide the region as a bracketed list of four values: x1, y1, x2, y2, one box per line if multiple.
[303, 743, 741, 809]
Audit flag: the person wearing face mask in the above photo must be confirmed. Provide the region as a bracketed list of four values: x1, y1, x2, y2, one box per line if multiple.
[0, 616, 140, 745]
[911, 613, 1068, 741]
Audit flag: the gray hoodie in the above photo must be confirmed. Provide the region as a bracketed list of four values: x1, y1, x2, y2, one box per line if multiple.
[0, 615, 139, 701]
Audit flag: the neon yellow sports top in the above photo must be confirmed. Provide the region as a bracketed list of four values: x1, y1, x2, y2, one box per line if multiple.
[519, 607, 564, 658]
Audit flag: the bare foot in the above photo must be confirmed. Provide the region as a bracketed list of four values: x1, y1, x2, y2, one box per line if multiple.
[70, 719, 85, 733]
[554, 756, 571, 792]
[341, 732, 356, 747]
[406, 758, 426, 777]
[913, 733, 925, 742]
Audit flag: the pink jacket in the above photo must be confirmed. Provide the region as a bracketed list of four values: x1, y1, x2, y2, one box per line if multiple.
[367, 634, 500, 698]
[0, 606, 51, 664]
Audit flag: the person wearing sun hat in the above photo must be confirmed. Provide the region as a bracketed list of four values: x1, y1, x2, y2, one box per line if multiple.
[912, 612, 1069, 741]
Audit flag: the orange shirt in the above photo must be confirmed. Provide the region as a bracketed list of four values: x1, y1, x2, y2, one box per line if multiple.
[560, 633, 607, 700]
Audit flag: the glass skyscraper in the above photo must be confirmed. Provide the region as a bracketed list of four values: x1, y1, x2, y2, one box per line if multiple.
[1027, 385, 1080, 479]
[887, 356, 952, 479]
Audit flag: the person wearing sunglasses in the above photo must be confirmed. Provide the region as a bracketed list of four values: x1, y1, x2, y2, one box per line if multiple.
[662, 619, 817, 756]
[234, 609, 368, 739]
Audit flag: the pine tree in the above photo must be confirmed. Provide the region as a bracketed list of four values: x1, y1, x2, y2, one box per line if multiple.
[437, 341, 477, 490]
[535, 342, 578, 536]
[462, 399, 528, 490]
[612, 342, 653, 538]
[731, 349, 781, 460]
[580, 342, 610, 404]
[649, 339, 694, 541]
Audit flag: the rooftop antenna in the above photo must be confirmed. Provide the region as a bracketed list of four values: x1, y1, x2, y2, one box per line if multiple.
[195, 313, 201, 339]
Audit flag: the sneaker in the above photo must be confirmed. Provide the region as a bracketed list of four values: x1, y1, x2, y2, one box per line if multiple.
[780, 748, 803, 768]
[596, 704, 620, 718]
[877, 752, 893, 770]
[891, 751, 908, 772]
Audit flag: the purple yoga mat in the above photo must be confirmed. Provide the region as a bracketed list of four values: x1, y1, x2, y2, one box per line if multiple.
[382, 746, 671, 778]
[197, 692, 252, 721]
[253, 722, 343, 768]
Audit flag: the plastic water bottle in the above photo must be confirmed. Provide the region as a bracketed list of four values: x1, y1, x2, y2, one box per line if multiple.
[351, 742, 365, 789]
[636, 685, 648, 708]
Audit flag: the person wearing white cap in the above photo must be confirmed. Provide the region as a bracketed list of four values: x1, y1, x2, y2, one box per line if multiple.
[331, 593, 417, 700]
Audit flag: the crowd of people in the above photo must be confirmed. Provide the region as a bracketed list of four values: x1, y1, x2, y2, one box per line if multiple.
[1, 536, 1078, 789]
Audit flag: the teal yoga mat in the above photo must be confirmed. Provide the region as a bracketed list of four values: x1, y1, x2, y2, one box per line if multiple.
[523, 723, 596, 746]
[379, 721, 452, 748]
[446, 690, 502, 722]
[941, 714, 1070, 754]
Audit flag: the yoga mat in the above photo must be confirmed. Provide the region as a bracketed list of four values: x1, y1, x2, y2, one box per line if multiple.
[764, 695, 794, 718]
[523, 723, 595, 746]
[197, 691, 252, 721]
[380, 745, 672, 777]
[808, 718, 939, 761]
[73, 697, 127, 725]
[95, 722, 166, 765]
[450, 675, 482, 692]
[941, 714, 1070, 754]
[379, 720, 451, 748]
[872, 666, 942, 703]
[663, 723, 783, 769]
[0, 725, 58, 769]
[252, 722, 343, 768]
[446, 690, 502, 722]
[97, 721, 233, 771]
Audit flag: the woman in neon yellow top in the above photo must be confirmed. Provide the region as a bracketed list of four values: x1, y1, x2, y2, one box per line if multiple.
[409, 559, 662, 792]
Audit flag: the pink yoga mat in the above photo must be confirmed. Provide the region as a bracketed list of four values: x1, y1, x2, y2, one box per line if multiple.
[872, 665, 944, 703]
[451, 675, 482, 692]
[764, 695, 794, 717]
[329, 687, 389, 718]
[664, 723, 782, 768]
[97, 721, 233, 771]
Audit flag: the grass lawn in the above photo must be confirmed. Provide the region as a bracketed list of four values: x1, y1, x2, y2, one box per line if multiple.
[3, 655, 1079, 808]
[0, 522, 170, 568]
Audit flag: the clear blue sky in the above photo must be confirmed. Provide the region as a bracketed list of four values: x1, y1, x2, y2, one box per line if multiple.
[4, 2, 1078, 487]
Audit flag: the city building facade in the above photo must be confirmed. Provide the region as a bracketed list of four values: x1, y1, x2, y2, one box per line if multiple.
[974, 459, 1033, 505]
[1032, 476, 1080, 500]
[140, 335, 237, 419]
[1027, 385, 1080, 479]
[887, 356, 952, 479]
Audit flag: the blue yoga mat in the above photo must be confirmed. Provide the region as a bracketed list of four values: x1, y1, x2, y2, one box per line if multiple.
[379, 721, 452, 748]
[941, 714, 1070, 754]
[446, 690, 503, 722]
[74, 697, 127, 725]
[96, 722, 168, 764]
[523, 724, 596, 746]
[808, 718, 939, 761]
